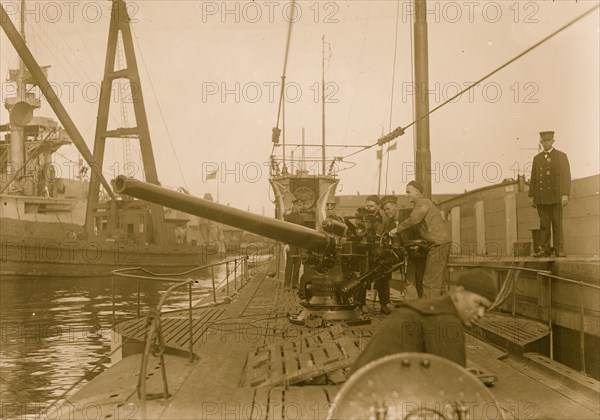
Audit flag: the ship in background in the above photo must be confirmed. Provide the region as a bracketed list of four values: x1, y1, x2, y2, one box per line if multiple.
[0, 1, 89, 275]
[0, 0, 244, 277]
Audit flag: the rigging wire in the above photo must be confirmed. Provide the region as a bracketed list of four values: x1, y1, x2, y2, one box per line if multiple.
[340, 3, 600, 162]
[384, 0, 402, 194]
[65, 3, 123, 133]
[270, 0, 297, 158]
[19, 9, 123, 137]
[130, 24, 189, 191]
[29, 23, 91, 97]
[405, 3, 600, 134]
[2, 4, 121, 172]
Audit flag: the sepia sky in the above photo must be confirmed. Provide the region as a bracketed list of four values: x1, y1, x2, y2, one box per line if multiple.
[1, 0, 598, 213]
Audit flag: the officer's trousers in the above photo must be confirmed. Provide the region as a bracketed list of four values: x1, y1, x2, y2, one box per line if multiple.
[537, 204, 564, 252]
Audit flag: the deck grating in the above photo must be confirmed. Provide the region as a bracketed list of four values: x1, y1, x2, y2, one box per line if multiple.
[115, 307, 226, 354]
[473, 312, 550, 345]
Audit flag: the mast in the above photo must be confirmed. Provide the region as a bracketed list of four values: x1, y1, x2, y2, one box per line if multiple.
[281, 75, 286, 173]
[377, 144, 383, 195]
[0, 3, 115, 198]
[8, 0, 28, 172]
[321, 35, 326, 176]
[413, 0, 432, 198]
[4, 0, 34, 184]
[301, 127, 306, 175]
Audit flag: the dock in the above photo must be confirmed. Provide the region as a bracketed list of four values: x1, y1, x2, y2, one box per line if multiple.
[56, 258, 600, 419]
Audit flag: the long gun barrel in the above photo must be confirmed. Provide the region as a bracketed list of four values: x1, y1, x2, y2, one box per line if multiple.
[114, 176, 335, 255]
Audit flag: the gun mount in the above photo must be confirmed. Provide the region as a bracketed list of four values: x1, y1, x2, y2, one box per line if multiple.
[114, 176, 404, 326]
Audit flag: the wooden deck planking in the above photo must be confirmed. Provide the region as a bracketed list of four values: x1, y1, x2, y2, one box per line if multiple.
[201, 388, 257, 420]
[267, 388, 284, 420]
[65, 259, 599, 420]
[284, 386, 339, 420]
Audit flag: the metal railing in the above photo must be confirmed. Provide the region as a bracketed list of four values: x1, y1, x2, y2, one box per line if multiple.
[109, 252, 275, 414]
[111, 256, 248, 329]
[449, 263, 600, 375]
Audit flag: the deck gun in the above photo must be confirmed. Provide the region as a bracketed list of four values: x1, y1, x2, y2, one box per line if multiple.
[114, 176, 404, 326]
[321, 208, 404, 302]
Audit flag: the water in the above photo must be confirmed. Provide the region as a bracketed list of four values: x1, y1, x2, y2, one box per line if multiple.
[0, 268, 226, 418]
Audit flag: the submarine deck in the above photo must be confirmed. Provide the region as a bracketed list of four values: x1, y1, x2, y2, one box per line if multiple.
[60, 259, 600, 419]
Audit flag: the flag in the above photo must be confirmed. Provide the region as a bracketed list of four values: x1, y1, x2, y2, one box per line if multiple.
[387, 142, 397, 152]
[206, 169, 218, 180]
[376, 150, 382, 160]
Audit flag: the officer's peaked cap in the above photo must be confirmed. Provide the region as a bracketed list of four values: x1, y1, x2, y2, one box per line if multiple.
[539, 131, 555, 140]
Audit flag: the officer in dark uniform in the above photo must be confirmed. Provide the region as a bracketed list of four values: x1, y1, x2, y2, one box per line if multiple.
[283, 199, 305, 289]
[350, 269, 498, 373]
[529, 131, 571, 257]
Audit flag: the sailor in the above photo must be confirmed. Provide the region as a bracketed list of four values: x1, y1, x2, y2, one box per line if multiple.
[385, 181, 451, 298]
[357, 195, 391, 312]
[364, 195, 396, 314]
[529, 131, 571, 257]
[283, 198, 305, 289]
[377, 195, 426, 298]
[325, 201, 344, 223]
[364, 195, 382, 216]
[350, 269, 498, 373]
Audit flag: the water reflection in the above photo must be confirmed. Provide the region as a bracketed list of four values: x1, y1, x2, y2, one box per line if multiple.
[0, 267, 224, 418]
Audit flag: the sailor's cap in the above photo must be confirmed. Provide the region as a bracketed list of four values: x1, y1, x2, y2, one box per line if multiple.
[407, 180, 424, 194]
[450, 269, 498, 302]
[366, 195, 380, 204]
[379, 195, 398, 208]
